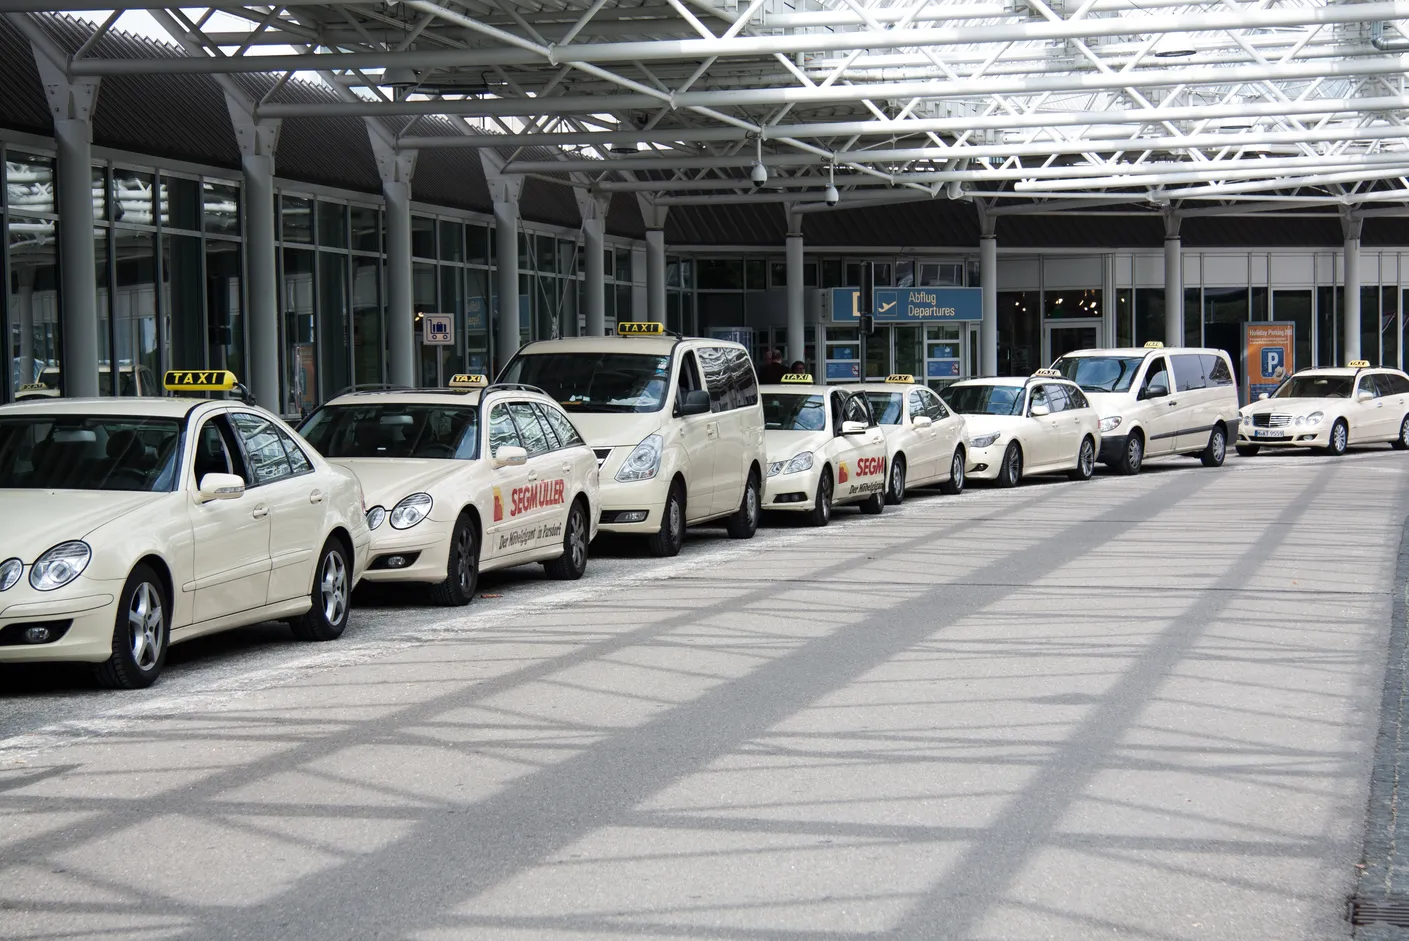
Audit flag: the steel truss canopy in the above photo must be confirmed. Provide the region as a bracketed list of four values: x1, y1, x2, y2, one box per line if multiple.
[19, 0, 1409, 217]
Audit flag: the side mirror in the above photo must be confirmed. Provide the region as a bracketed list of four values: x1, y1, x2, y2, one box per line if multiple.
[912, 415, 933, 428]
[1358, 390, 1374, 402]
[197, 472, 245, 503]
[680, 389, 711, 417]
[1143, 382, 1168, 399]
[1258, 392, 1270, 401]
[493, 445, 528, 467]
[1029, 404, 1051, 417]
[840, 420, 867, 436]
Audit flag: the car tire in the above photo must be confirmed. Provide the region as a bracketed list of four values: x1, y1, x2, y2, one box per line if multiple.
[995, 442, 1023, 488]
[94, 564, 169, 690]
[1321, 419, 1349, 457]
[1235, 444, 1260, 457]
[939, 448, 965, 495]
[1200, 424, 1227, 468]
[807, 468, 833, 527]
[1115, 431, 1144, 475]
[858, 487, 884, 515]
[1392, 416, 1409, 450]
[724, 470, 761, 539]
[1068, 435, 1096, 481]
[289, 537, 351, 642]
[646, 481, 686, 557]
[429, 513, 479, 606]
[543, 499, 589, 580]
[885, 456, 906, 506]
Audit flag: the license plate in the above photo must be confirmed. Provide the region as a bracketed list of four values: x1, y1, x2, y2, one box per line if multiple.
[1252, 429, 1287, 439]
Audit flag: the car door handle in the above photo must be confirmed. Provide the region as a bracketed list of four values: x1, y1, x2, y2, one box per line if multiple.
[561, 462, 572, 472]
[252, 505, 269, 520]
[1166, 400, 1178, 406]
[309, 489, 324, 504]
[527, 471, 539, 481]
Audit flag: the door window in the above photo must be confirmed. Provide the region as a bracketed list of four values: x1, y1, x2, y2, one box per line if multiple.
[1140, 357, 1171, 396]
[1065, 386, 1091, 410]
[920, 389, 951, 420]
[675, 351, 704, 415]
[1170, 354, 1207, 391]
[1357, 375, 1383, 399]
[1043, 384, 1071, 412]
[1203, 354, 1235, 386]
[729, 348, 759, 408]
[697, 346, 734, 412]
[1027, 385, 1049, 415]
[830, 391, 848, 433]
[193, 419, 244, 483]
[279, 431, 314, 475]
[229, 412, 295, 485]
[908, 390, 926, 421]
[507, 402, 553, 455]
[1386, 373, 1409, 395]
[488, 404, 523, 456]
[842, 393, 871, 426]
[540, 404, 585, 448]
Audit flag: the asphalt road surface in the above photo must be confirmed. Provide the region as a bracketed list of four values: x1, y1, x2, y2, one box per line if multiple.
[3, 446, 1406, 941]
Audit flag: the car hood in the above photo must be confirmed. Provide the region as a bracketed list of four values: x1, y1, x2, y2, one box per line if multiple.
[0, 490, 167, 559]
[328, 458, 466, 508]
[764, 429, 831, 463]
[957, 414, 1024, 437]
[553, 410, 664, 449]
[1240, 397, 1339, 416]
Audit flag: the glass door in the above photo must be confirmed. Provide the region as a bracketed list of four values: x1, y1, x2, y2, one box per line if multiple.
[1043, 322, 1101, 367]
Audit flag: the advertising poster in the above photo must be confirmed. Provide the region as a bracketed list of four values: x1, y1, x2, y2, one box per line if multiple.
[1243, 321, 1295, 402]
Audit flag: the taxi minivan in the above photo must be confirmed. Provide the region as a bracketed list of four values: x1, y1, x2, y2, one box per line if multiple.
[499, 324, 766, 557]
[1051, 342, 1240, 474]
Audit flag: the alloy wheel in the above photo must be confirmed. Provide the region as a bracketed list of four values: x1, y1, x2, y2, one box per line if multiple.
[321, 551, 348, 625]
[127, 582, 164, 671]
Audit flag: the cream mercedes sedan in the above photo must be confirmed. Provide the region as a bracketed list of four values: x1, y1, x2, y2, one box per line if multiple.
[0, 375, 370, 689]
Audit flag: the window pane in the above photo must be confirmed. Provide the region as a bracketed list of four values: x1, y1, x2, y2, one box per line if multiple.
[745, 259, 766, 291]
[281, 195, 313, 243]
[7, 151, 55, 214]
[318, 201, 347, 249]
[282, 247, 317, 414]
[508, 401, 552, 454]
[229, 412, 294, 484]
[615, 248, 631, 282]
[113, 168, 155, 226]
[113, 229, 157, 398]
[91, 166, 107, 222]
[352, 255, 383, 385]
[95, 231, 111, 395]
[350, 205, 379, 252]
[161, 175, 201, 231]
[412, 215, 436, 259]
[1045, 288, 1101, 319]
[206, 239, 243, 381]
[163, 233, 205, 373]
[439, 220, 463, 262]
[319, 251, 350, 398]
[202, 180, 240, 236]
[466, 224, 489, 265]
[488, 404, 521, 452]
[697, 259, 742, 290]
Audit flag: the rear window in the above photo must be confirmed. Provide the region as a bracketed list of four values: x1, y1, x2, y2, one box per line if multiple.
[762, 393, 826, 431]
[945, 384, 1023, 416]
[299, 404, 478, 459]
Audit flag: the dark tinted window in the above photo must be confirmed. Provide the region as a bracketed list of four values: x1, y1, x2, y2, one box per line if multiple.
[1387, 373, 1409, 395]
[300, 404, 478, 459]
[1066, 386, 1091, 410]
[946, 384, 1022, 416]
[698, 346, 733, 412]
[502, 352, 670, 413]
[763, 393, 826, 430]
[842, 393, 871, 425]
[922, 391, 950, 420]
[1203, 354, 1234, 386]
[540, 404, 585, 448]
[1054, 354, 1146, 392]
[1171, 354, 1206, 391]
[730, 348, 759, 408]
[0, 415, 181, 491]
[508, 402, 553, 455]
[675, 351, 704, 414]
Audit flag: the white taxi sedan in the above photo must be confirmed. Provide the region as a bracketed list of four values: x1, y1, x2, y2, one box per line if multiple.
[1237, 362, 1409, 456]
[0, 371, 371, 689]
[298, 376, 600, 605]
[945, 370, 1102, 486]
[843, 374, 969, 504]
[760, 374, 889, 526]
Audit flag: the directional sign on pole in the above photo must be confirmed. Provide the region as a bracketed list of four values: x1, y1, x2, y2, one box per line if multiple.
[423, 313, 454, 345]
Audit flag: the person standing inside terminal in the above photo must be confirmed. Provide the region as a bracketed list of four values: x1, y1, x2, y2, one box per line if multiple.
[791, 360, 807, 374]
[757, 348, 787, 384]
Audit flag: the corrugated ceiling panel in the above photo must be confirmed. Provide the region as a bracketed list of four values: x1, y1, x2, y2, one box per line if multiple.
[0, 18, 53, 135]
[607, 192, 646, 239]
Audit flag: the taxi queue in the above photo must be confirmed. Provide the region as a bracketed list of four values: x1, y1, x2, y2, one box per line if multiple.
[2, 324, 1407, 690]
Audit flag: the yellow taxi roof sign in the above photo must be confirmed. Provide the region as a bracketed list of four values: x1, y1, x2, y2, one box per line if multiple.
[1349, 359, 1371, 368]
[164, 369, 237, 392]
[1143, 341, 1165, 348]
[1032, 368, 1063, 378]
[885, 374, 915, 384]
[448, 374, 488, 389]
[781, 373, 814, 383]
[617, 321, 665, 336]
[18, 382, 47, 392]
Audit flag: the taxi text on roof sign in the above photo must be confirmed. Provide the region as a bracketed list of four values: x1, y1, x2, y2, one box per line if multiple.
[18, 382, 47, 392]
[780, 373, 814, 383]
[448, 374, 488, 388]
[617, 321, 665, 336]
[1349, 360, 1371, 368]
[164, 369, 238, 392]
[1143, 341, 1165, 348]
[1032, 368, 1063, 378]
[884, 374, 915, 384]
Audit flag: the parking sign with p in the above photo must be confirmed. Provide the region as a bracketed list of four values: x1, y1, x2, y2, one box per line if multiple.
[1260, 346, 1284, 379]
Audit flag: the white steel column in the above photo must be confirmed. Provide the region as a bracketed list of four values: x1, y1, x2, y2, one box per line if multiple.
[576, 191, 610, 337]
[370, 134, 418, 388]
[228, 99, 282, 410]
[1343, 215, 1364, 364]
[978, 204, 998, 375]
[638, 195, 668, 322]
[785, 210, 805, 365]
[53, 116, 99, 398]
[1164, 213, 1183, 348]
[483, 152, 524, 370]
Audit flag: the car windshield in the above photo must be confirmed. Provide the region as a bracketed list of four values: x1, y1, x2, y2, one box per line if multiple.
[1274, 375, 1353, 399]
[863, 391, 904, 424]
[945, 384, 1023, 416]
[300, 404, 478, 459]
[501, 352, 670, 413]
[0, 415, 181, 491]
[762, 393, 827, 431]
[1053, 355, 1147, 393]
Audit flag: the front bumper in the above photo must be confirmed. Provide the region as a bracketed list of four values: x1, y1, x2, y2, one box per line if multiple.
[1098, 433, 1128, 464]
[1237, 425, 1328, 448]
[763, 464, 822, 513]
[964, 442, 1005, 481]
[358, 519, 453, 584]
[0, 581, 121, 664]
[596, 476, 672, 534]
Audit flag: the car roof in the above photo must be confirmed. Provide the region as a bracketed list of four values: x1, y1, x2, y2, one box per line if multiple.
[950, 376, 1037, 388]
[318, 387, 562, 409]
[0, 396, 213, 419]
[1058, 346, 1227, 358]
[514, 335, 746, 357]
[1290, 367, 1402, 378]
[760, 383, 833, 394]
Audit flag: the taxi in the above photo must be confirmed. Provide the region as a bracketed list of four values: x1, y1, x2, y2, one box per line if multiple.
[842, 374, 969, 504]
[1237, 361, 1409, 456]
[0, 370, 371, 689]
[299, 375, 600, 605]
[760, 373, 890, 525]
[944, 370, 1101, 486]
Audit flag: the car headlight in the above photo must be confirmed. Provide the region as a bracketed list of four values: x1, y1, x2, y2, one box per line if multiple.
[1241, 414, 1252, 426]
[1306, 411, 1324, 426]
[0, 557, 21, 592]
[1098, 416, 1122, 433]
[389, 493, 432, 530]
[970, 432, 1002, 448]
[29, 541, 91, 591]
[366, 506, 386, 530]
[616, 434, 663, 482]
[783, 451, 814, 474]
[767, 461, 784, 477]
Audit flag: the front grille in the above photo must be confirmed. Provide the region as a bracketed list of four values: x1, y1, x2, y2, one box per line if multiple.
[1252, 413, 1291, 428]
[592, 447, 613, 468]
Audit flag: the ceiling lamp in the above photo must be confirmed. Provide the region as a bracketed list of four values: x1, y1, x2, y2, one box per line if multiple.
[379, 66, 420, 88]
[1152, 32, 1197, 57]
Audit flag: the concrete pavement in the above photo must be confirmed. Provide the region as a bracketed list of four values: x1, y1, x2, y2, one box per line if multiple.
[1, 447, 1406, 941]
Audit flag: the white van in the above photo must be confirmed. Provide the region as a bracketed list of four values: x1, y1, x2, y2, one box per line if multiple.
[499, 324, 766, 557]
[1050, 342, 1240, 474]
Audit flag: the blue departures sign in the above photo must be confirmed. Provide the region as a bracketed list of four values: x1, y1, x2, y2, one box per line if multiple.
[831, 287, 982, 322]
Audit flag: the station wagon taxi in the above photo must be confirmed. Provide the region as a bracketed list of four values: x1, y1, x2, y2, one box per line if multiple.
[842, 374, 969, 504]
[1237, 361, 1409, 456]
[945, 370, 1101, 487]
[299, 375, 601, 605]
[0, 370, 370, 689]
